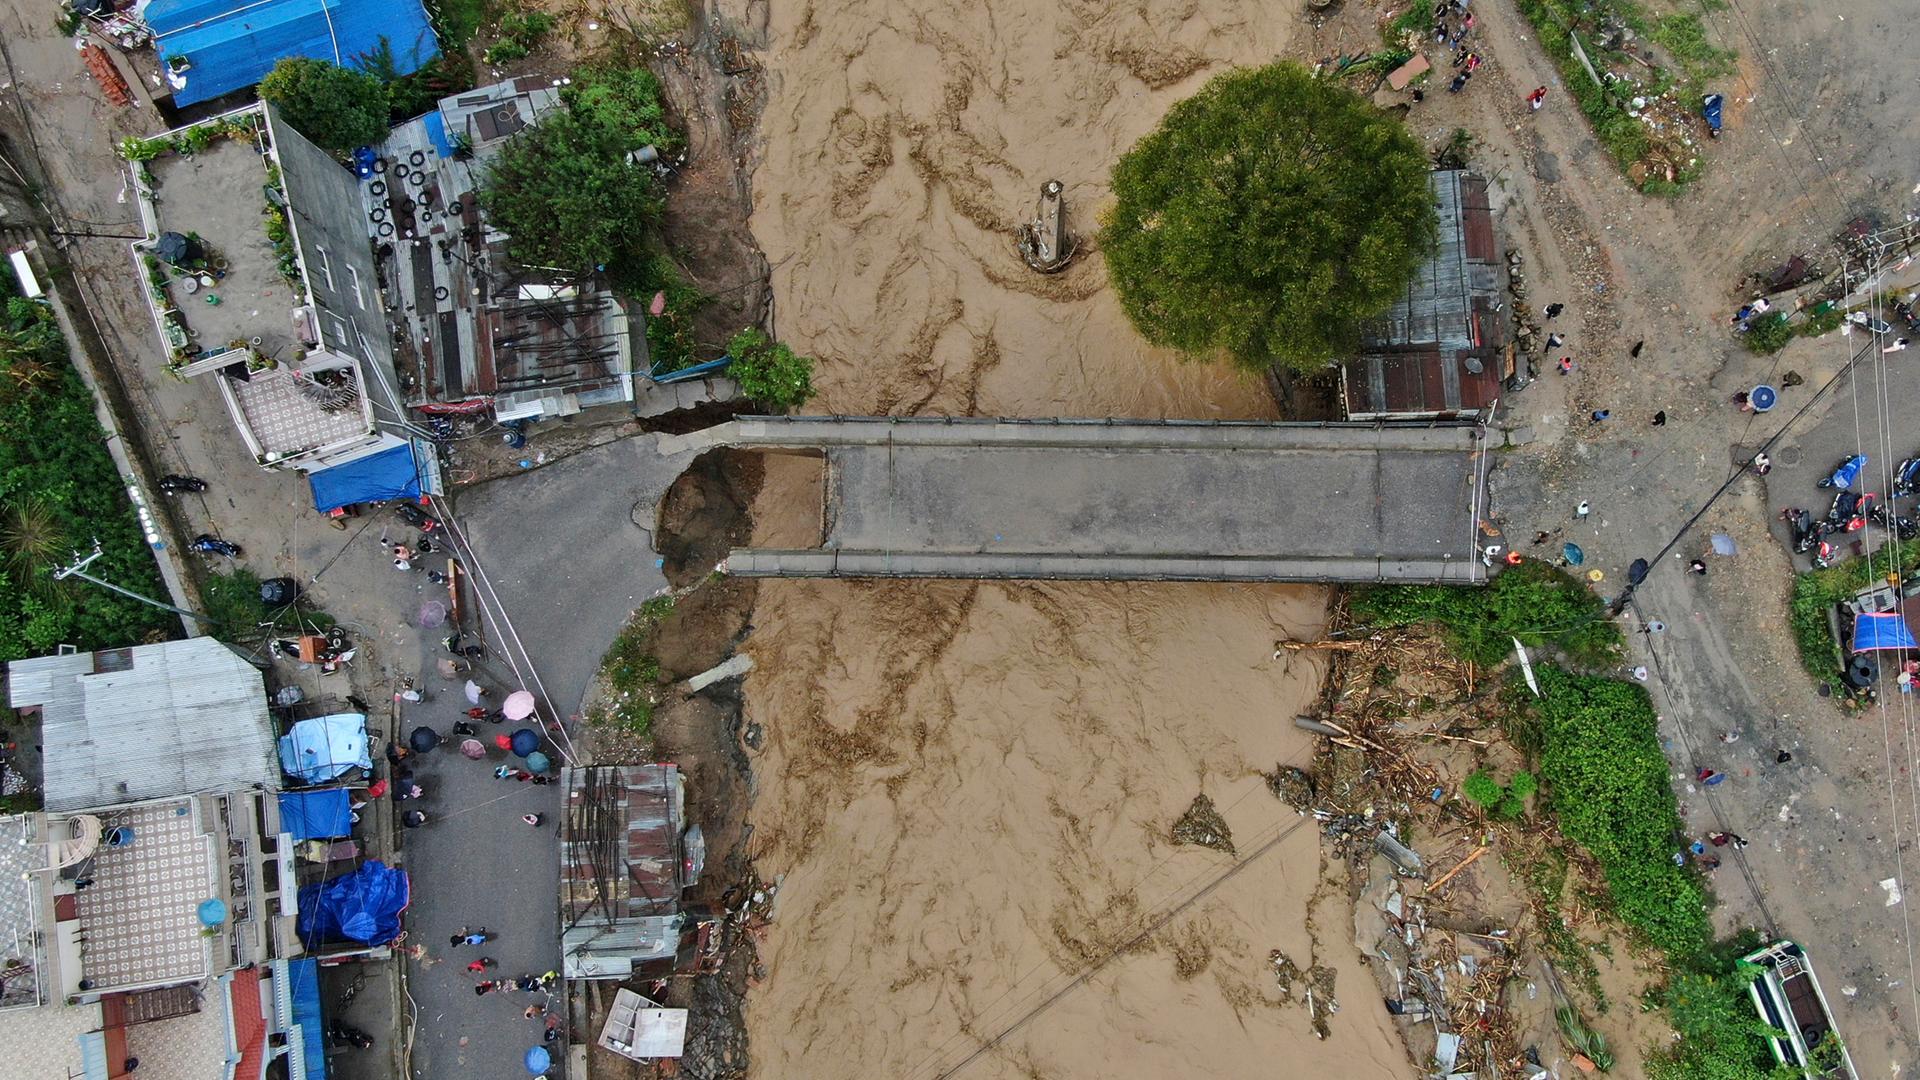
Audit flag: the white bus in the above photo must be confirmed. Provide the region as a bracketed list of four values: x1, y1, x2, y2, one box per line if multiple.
[1743, 940, 1857, 1079]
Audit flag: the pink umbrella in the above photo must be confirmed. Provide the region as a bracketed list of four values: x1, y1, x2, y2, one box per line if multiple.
[460, 738, 486, 760]
[503, 690, 537, 721]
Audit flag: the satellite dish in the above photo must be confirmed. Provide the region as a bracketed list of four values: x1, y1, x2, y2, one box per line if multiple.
[1463, 356, 1484, 375]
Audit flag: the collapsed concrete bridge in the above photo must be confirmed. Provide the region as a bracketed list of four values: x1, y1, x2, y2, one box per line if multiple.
[662, 416, 1499, 584]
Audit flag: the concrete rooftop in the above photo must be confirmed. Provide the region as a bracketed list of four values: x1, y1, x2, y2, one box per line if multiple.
[147, 134, 298, 362]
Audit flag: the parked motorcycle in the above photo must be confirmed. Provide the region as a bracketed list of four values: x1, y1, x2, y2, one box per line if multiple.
[394, 502, 439, 533]
[1783, 507, 1823, 553]
[1894, 456, 1920, 499]
[1869, 504, 1920, 541]
[325, 1023, 374, 1050]
[188, 535, 241, 558]
[157, 474, 208, 494]
[1817, 454, 1868, 489]
[1825, 490, 1875, 530]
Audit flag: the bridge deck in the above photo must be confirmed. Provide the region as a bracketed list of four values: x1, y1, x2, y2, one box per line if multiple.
[715, 418, 1497, 584]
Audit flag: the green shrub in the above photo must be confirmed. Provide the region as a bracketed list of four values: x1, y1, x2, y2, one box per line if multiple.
[1524, 665, 1710, 958]
[564, 65, 682, 155]
[1742, 311, 1794, 354]
[1351, 560, 1622, 668]
[635, 254, 707, 374]
[1497, 794, 1527, 820]
[727, 328, 815, 412]
[1798, 306, 1844, 338]
[1463, 770, 1505, 809]
[483, 9, 554, 64]
[1508, 769, 1538, 800]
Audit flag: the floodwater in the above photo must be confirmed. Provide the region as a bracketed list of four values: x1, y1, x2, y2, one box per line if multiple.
[739, 0, 1410, 1076]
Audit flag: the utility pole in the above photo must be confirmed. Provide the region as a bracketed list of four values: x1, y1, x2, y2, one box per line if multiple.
[53, 541, 208, 625]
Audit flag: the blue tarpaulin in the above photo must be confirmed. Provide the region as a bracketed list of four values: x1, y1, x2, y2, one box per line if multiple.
[279, 714, 370, 784]
[297, 860, 409, 946]
[148, 0, 439, 108]
[423, 110, 456, 157]
[278, 788, 353, 840]
[1853, 612, 1918, 653]
[308, 442, 424, 513]
[288, 958, 327, 1080]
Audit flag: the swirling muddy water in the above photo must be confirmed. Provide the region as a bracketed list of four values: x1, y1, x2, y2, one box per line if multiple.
[740, 1, 1409, 1075]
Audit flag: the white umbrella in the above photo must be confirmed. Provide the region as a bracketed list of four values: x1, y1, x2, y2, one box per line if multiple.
[503, 690, 536, 721]
[464, 680, 485, 705]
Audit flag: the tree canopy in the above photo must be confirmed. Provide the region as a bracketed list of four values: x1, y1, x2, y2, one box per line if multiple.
[478, 110, 663, 274]
[258, 58, 390, 152]
[477, 65, 672, 277]
[1100, 62, 1437, 374]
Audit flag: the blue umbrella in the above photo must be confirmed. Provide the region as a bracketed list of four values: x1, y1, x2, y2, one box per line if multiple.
[1751, 384, 1777, 412]
[524, 1046, 551, 1074]
[1562, 542, 1585, 566]
[525, 750, 551, 774]
[510, 728, 540, 757]
[197, 898, 228, 927]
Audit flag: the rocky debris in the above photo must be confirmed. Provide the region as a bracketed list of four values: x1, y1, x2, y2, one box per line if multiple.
[1170, 793, 1235, 855]
[1269, 949, 1340, 1040]
[1266, 765, 1315, 811]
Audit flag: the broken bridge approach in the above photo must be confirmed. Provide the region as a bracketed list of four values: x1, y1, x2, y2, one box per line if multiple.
[665, 417, 1499, 584]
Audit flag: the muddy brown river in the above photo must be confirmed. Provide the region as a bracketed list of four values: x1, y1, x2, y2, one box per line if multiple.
[739, 0, 1409, 1074]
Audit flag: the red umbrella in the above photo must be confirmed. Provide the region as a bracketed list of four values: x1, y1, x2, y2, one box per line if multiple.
[495, 734, 513, 752]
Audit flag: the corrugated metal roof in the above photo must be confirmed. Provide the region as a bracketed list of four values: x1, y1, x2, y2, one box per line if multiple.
[1344, 170, 1506, 418]
[9, 639, 279, 812]
[148, 0, 439, 108]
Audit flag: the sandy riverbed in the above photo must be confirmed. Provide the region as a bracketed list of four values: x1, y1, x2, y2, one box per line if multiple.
[735, 0, 1411, 1076]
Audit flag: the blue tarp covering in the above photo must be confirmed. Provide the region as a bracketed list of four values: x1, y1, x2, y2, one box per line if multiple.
[297, 860, 408, 946]
[1853, 611, 1918, 653]
[148, 0, 439, 107]
[308, 442, 424, 513]
[279, 713, 371, 784]
[423, 110, 455, 158]
[278, 788, 353, 840]
[288, 958, 327, 1080]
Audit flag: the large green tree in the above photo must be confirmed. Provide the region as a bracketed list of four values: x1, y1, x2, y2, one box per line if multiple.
[1101, 62, 1437, 374]
[259, 58, 390, 152]
[477, 110, 663, 274]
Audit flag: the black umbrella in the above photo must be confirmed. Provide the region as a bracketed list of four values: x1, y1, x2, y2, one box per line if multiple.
[402, 810, 427, 828]
[1627, 558, 1650, 585]
[409, 726, 440, 753]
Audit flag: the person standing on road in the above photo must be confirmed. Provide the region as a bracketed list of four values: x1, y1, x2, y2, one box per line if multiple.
[1544, 302, 1565, 319]
[464, 929, 490, 946]
[1527, 86, 1547, 110]
[467, 958, 496, 973]
[1631, 340, 1645, 357]
[1556, 356, 1574, 375]
[522, 813, 545, 827]
[1590, 409, 1610, 424]
[1689, 558, 1708, 575]
[1652, 411, 1667, 426]
[1575, 500, 1591, 521]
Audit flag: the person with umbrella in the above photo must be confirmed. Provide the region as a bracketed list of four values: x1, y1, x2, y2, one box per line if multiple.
[402, 809, 428, 828]
[509, 728, 541, 757]
[409, 726, 441, 754]
[503, 690, 537, 722]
